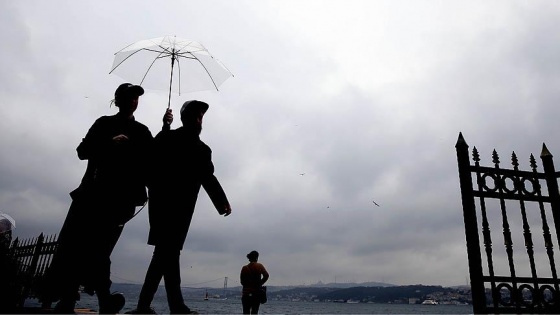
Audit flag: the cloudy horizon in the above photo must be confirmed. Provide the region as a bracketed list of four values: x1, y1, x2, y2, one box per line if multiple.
[3, 0, 560, 289]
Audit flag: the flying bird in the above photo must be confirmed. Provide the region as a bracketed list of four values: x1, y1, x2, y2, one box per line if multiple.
[299, 173, 305, 176]
[372, 200, 380, 207]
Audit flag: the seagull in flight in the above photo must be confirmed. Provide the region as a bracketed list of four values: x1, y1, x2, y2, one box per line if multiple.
[299, 173, 305, 176]
[372, 200, 380, 207]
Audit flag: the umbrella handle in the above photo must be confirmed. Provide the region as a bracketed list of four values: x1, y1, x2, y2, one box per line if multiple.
[168, 52, 175, 109]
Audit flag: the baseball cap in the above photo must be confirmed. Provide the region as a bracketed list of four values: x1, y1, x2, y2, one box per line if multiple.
[180, 100, 209, 118]
[114, 83, 144, 101]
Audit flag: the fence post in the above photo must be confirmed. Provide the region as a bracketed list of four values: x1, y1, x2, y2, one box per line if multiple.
[9, 237, 19, 253]
[455, 133, 486, 313]
[17, 233, 45, 308]
[540, 144, 560, 250]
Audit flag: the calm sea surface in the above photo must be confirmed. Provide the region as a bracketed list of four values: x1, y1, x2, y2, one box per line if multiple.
[27, 292, 474, 314]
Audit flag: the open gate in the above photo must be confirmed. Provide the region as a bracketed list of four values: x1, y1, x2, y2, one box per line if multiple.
[456, 132, 560, 313]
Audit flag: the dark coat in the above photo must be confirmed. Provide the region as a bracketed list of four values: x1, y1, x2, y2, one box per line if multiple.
[43, 113, 154, 302]
[63, 112, 153, 243]
[75, 113, 153, 209]
[147, 126, 229, 250]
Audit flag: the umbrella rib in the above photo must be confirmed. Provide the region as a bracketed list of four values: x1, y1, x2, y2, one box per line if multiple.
[157, 44, 176, 57]
[145, 48, 173, 56]
[140, 52, 168, 85]
[175, 51, 198, 60]
[216, 58, 235, 78]
[176, 57, 181, 95]
[114, 41, 142, 54]
[157, 46, 172, 55]
[114, 36, 164, 53]
[110, 48, 169, 74]
[110, 49, 145, 74]
[186, 52, 220, 91]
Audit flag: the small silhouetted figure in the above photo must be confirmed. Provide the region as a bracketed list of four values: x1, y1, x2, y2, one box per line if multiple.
[127, 100, 231, 315]
[240, 250, 269, 314]
[0, 218, 18, 313]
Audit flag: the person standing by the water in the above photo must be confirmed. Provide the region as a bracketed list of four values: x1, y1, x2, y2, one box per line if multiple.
[126, 100, 232, 315]
[240, 250, 269, 314]
[44, 83, 173, 314]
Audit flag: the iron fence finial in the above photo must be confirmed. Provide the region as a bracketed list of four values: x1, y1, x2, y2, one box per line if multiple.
[455, 132, 468, 149]
[541, 143, 552, 158]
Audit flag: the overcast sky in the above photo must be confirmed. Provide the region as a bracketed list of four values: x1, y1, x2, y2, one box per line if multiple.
[3, 0, 560, 289]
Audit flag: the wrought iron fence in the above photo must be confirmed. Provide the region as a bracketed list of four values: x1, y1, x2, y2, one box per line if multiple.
[456, 132, 560, 314]
[5, 232, 58, 308]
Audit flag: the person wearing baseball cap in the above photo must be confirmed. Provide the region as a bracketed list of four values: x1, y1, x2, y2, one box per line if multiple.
[128, 100, 231, 314]
[46, 83, 173, 314]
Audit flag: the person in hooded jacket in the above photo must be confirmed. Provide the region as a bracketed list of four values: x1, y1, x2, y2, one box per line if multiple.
[45, 83, 173, 314]
[126, 100, 232, 315]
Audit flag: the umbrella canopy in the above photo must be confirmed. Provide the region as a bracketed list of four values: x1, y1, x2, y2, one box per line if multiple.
[0, 212, 15, 234]
[109, 35, 233, 108]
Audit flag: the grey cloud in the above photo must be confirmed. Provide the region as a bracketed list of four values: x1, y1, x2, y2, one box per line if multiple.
[4, 1, 560, 288]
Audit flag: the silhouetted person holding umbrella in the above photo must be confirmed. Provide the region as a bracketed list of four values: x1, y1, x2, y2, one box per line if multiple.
[127, 100, 232, 315]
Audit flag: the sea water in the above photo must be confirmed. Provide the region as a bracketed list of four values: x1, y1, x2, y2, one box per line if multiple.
[28, 294, 473, 314]
[129, 299, 474, 314]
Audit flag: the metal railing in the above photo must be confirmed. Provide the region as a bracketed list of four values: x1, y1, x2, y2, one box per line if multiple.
[6, 233, 58, 308]
[456, 132, 560, 313]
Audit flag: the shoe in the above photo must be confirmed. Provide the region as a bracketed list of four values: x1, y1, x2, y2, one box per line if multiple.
[170, 304, 198, 314]
[125, 307, 157, 314]
[99, 292, 126, 314]
[53, 299, 76, 314]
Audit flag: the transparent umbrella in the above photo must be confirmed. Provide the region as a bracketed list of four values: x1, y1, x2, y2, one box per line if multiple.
[109, 35, 234, 108]
[0, 212, 15, 234]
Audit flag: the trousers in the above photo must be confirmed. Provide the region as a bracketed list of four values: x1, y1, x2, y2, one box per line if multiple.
[137, 246, 185, 312]
[242, 294, 261, 314]
[45, 196, 132, 305]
